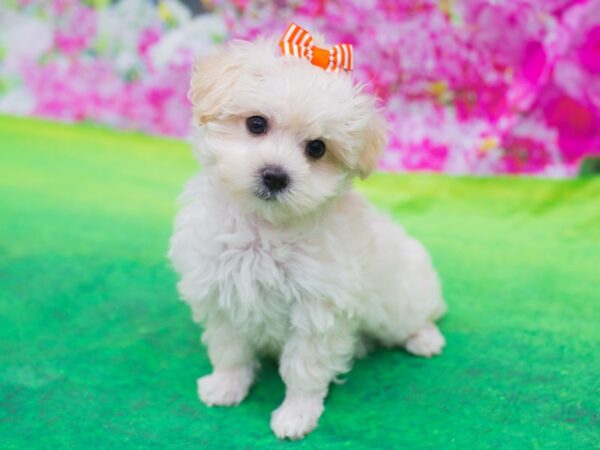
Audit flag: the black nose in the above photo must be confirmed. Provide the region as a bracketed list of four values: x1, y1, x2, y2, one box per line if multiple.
[260, 165, 290, 193]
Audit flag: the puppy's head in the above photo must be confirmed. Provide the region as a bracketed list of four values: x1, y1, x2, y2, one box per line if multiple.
[189, 37, 386, 223]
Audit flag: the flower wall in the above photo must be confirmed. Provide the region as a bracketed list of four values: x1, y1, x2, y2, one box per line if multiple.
[1, 0, 599, 176]
[0, 0, 226, 136]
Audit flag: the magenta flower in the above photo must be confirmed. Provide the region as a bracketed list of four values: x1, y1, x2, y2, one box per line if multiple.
[578, 26, 600, 73]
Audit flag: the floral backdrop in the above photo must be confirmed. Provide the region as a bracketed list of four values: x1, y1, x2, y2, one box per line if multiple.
[1, 0, 599, 176]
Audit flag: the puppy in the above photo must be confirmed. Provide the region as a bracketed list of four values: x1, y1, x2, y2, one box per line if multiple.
[169, 26, 446, 440]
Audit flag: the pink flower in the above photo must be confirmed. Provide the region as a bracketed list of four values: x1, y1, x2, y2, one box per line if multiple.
[51, 0, 76, 15]
[578, 26, 600, 73]
[544, 95, 600, 163]
[138, 27, 161, 57]
[500, 136, 553, 174]
[400, 140, 449, 172]
[53, 4, 97, 56]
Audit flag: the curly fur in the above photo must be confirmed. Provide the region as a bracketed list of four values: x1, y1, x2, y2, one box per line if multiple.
[169, 36, 446, 440]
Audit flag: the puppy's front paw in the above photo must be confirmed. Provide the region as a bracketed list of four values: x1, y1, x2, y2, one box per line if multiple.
[197, 367, 254, 407]
[270, 391, 324, 440]
[405, 322, 445, 358]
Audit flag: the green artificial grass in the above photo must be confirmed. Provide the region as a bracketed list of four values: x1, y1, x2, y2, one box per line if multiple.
[1, 115, 599, 449]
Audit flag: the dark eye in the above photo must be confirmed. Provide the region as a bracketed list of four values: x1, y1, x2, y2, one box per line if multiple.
[246, 115, 268, 135]
[305, 139, 326, 159]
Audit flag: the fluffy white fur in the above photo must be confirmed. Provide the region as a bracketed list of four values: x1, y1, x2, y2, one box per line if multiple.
[169, 37, 447, 440]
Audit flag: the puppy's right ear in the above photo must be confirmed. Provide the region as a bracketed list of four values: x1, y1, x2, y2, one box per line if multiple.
[189, 48, 242, 125]
[356, 112, 387, 179]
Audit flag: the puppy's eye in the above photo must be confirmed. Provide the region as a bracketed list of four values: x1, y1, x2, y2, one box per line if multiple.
[305, 139, 326, 160]
[246, 115, 268, 135]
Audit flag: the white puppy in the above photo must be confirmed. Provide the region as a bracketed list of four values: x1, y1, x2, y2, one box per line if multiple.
[169, 35, 446, 440]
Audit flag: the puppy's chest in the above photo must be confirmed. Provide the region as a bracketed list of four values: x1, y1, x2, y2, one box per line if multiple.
[214, 220, 300, 293]
[207, 220, 313, 346]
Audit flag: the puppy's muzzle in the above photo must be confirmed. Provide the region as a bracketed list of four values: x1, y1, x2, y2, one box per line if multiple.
[256, 165, 290, 200]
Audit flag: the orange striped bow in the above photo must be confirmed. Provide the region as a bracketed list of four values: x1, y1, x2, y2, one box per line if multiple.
[279, 23, 353, 73]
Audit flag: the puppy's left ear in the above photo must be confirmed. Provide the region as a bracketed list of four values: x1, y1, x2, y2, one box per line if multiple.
[357, 112, 387, 179]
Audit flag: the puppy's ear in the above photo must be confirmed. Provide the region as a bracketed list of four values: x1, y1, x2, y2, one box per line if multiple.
[357, 112, 387, 179]
[189, 47, 242, 124]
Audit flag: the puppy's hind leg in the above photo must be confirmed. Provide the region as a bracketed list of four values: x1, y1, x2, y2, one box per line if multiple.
[404, 322, 445, 358]
[197, 311, 257, 407]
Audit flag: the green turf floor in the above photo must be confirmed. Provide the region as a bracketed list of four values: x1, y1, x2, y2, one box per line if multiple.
[1, 115, 599, 449]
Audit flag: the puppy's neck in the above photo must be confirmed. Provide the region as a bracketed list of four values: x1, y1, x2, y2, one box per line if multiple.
[246, 195, 341, 234]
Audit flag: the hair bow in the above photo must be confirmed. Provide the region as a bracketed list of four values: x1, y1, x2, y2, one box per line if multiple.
[279, 23, 353, 73]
